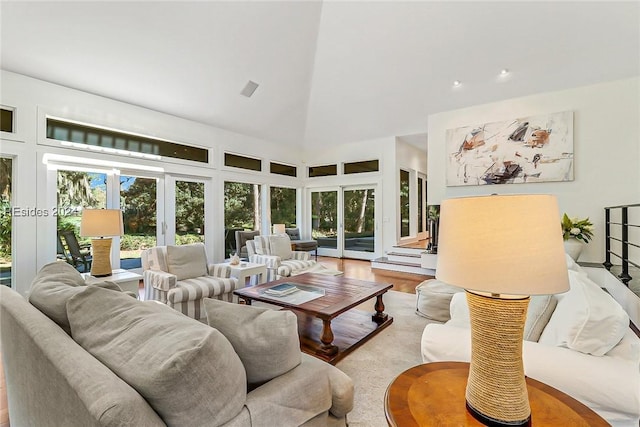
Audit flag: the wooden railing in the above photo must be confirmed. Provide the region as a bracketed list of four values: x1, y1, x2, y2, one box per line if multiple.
[604, 204, 640, 285]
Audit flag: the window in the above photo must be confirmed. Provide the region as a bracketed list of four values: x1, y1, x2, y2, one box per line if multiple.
[418, 177, 424, 233]
[224, 181, 261, 256]
[1, 157, 12, 287]
[309, 164, 337, 177]
[175, 181, 205, 245]
[224, 153, 262, 172]
[46, 118, 208, 163]
[344, 160, 379, 174]
[270, 162, 297, 177]
[271, 186, 296, 227]
[0, 108, 14, 133]
[400, 170, 410, 237]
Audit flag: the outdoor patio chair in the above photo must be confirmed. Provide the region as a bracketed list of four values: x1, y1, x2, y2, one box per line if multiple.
[59, 230, 92, 272]
[234, 230, 260, 259]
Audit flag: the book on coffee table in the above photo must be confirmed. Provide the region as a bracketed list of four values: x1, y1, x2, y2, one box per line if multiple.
[264, 283, 299, 296]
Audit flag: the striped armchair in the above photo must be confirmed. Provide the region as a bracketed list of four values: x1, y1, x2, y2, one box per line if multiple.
[141, 243, 241, 320]
[247, 234, 316, 281]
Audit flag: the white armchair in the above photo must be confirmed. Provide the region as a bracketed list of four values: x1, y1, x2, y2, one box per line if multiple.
[141, 243, 241, 320]
[246, 234, 316, 281]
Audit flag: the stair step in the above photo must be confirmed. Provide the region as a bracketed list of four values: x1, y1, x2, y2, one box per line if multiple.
[371, 257, 435, 277]
[387, 251, 422, 258]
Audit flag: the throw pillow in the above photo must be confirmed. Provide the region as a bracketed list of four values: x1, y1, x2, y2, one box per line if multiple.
[269, 234, 293, 260]
[253, 235, 271, 255]
[538, 270, 629, 355]
[67, 287, 247, 427]
[415, 279, 462, 321]
[203, 298, 301, 386]
[27, 262, 123, 334]
[145, 246, 168, 272]
[166, 243, 208, 281]
[523, 295, 557, 342]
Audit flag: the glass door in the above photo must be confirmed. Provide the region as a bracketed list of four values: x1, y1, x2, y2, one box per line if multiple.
[342, 186, 377, 260]
[56, 170, 107, 273]
[311, 189, 339, 257]
[119, 175, 160, 269]
[174, 180, 205, 245]
[311, 186, 378, 260]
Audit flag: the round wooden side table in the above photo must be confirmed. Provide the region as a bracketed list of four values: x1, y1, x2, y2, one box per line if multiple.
[384, 362, 609, 426]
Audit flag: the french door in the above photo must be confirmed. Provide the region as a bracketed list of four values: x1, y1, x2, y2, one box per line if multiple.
[53, 165, 211, 273]
[310, 185, 378, 260]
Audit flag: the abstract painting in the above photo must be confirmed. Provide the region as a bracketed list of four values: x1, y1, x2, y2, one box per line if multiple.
[445, 111, 574, 186]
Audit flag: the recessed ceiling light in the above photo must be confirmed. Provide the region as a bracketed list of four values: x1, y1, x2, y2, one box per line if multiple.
[500, 69, 510, 76]
[453, 80, 462, 87]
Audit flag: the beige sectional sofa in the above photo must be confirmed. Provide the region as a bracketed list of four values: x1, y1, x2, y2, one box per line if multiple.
[1, 262, 353, 427]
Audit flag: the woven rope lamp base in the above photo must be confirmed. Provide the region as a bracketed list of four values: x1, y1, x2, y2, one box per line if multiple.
[465, 291, 531, 426]
[90, 238, 113, 277]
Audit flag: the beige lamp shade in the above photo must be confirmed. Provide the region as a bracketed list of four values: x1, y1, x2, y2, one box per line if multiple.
[272, 224, 286, 234]
[436, 194, 569, 296]
[80, 209, 124, 237]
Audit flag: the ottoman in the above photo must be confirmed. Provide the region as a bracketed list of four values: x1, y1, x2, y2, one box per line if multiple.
[415, 279, 462, 322]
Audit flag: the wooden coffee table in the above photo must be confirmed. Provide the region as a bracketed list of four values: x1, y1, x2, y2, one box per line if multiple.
[385, 362, 609, 426]
[234, 273, 393, 364]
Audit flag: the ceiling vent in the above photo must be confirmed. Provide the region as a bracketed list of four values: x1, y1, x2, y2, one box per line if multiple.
[240, 80, 259, 97]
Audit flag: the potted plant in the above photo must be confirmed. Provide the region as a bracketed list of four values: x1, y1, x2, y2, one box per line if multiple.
[561, 213, 594, 261]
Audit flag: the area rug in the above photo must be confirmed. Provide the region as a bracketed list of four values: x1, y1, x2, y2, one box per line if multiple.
[335, 290, 432, 427]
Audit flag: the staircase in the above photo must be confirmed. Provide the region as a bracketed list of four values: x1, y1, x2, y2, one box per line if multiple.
[371, 245, 436, 276]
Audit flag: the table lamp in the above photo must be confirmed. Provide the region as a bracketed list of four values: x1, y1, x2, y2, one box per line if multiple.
[436, 194, 569, 426]
[80, 208, 124, 277]
[272, 224, 286, 234]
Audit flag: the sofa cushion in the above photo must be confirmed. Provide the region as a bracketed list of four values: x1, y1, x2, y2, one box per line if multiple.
[27, 262, 124, 334]
[269, 234, 293, 260]
[67, 287, 247, 427]
[203, 298, 301, 386]
[166, 243, 208, 280]
[415, 279, 462, 321]
[254, 235, 271, 255]
[145, 246, 168, 271]
[538, 269, 629, 355]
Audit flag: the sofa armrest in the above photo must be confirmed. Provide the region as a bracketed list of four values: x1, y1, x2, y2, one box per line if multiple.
[208, 263, 231, 278]
[300, 354, 354, 418]
[421, 323, 640, 425]
[144, 270, 177, 291]
[291, 251, 310, 261]
[244, 354, 353, 425]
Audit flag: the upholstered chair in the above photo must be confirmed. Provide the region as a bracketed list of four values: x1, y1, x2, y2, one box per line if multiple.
[285, 227, 318, 260]
[234, 230, 260, 259]
[141, 243, 240, 320]
[246, 234, 316, 281]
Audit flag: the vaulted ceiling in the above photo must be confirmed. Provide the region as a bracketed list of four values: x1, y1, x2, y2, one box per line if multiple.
[2, 1, 639, 150]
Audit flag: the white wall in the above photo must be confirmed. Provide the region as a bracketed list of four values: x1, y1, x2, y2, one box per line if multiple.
[427, 77, 640, 263]
[0, 70, 305, 294]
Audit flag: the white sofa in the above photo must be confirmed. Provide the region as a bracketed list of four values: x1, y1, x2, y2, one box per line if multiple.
[421, 256, 640, 427]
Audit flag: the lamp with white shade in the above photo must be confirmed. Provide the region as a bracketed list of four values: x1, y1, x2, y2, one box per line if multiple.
[80, 209, 124, 277]
[436, 194, 569, 426]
